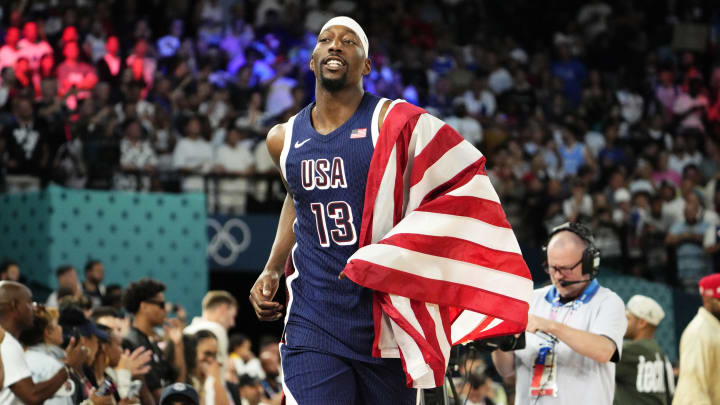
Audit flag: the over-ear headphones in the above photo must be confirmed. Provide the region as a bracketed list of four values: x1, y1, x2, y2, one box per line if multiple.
[542, 222, 601, 278]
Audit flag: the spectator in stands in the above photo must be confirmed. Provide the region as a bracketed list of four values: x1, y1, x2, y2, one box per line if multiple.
[58, 305, 113, 404]
[559, 123, 594, 178]
[102, 284, 126, 312]
[563, 180, 593, 222]
[173, 115, 214, 192]
[655, 69, 681, 120]
[214, 126, 255, 213]
[0, 28, 21, 71]
[552, 43, 587, 107]
[116, 118, 158, 191]
[83, 21, 108, 64]
[91, 306, 125, 336]
[123, 278, 186, 402]
[640, 194, 672, 280]
[183, 330, 231, 405]
[56, 41, 98, 109]
[46, 265, 81, 308]
[673, 274, 720, 403]
[666, 197, 712, 291]
[95, 324, 144, 403]
[0, 260, 20, 282]
[126, 39, 156, 88]
[673, 78, 708, 134]
[19, 303, 75, 405]
[159, 382, 200, 405]
[17, 22, 53, 73]
[615, 295, 674, 404]
[238, 374, 265, 405]
[258, 344, 282, 402]
[184, 291, 237, 368]
[96, 36, 122, 90]
[229, 334, 265, 380]
[82, 259, 106, 308]
[2, 96, 49, 192]
[445, 100, 483, 147]
[0, 281, 86, 405]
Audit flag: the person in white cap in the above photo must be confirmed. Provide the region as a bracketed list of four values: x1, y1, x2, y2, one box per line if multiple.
[615, 295, 674, 405]
[249, 14, 528, 405]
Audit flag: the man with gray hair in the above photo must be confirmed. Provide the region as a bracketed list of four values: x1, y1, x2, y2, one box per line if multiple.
[615, 295, 674, 404]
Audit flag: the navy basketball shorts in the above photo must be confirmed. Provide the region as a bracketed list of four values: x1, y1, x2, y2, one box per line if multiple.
[280, 344, 417, 404]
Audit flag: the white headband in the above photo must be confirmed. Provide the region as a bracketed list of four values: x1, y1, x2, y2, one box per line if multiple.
[319, 16, 369, 57]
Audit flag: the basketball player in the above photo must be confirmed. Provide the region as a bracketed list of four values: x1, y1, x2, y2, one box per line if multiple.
[248, 16, 415, 404]
[249, 16, 530, 404]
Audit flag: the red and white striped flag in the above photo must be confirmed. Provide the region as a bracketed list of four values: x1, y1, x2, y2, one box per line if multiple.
[343, 100, 533, 388]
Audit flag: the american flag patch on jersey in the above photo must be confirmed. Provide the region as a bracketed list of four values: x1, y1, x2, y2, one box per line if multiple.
[350, 128, 367, 138]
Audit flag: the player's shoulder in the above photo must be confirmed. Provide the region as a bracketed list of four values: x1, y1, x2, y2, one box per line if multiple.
[266, 122, 289, 161]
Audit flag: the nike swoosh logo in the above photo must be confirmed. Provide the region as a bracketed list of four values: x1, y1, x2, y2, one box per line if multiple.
[294, 139, 311, 149]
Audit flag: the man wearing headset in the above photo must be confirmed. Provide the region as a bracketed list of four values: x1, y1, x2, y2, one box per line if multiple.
[492, 222, 627, 404]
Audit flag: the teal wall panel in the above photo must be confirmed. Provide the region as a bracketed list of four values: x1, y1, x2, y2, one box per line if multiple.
[599, 270, 678, 362]
[0, 186, 208, 317]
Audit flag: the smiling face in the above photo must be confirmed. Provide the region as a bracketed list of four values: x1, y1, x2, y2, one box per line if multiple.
[310, 25, 370, 92]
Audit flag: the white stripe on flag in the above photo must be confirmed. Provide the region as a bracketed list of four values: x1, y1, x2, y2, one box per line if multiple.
[385, 299, 437, 388]
[352, 243, 532, 301]
[426, 302, 452, 363]
[447, 174, 500, 203]
[450, 310, 488, 343]
[411, 114, 448, 158]
[384, 210, 522, 254]
[407, 141, 482, 212]
[372, 146, 399, 243]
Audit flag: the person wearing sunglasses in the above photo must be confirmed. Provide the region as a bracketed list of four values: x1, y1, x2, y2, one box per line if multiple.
[122, 278, 187, 403]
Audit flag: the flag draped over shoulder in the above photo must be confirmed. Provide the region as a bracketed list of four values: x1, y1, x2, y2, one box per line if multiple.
[343, 100, 533, 388]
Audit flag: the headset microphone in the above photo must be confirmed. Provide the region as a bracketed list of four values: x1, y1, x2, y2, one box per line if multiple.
[559, 279, 592, 287]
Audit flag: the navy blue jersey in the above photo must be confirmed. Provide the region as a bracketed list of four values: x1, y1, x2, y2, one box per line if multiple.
[280, 92, 386, 362]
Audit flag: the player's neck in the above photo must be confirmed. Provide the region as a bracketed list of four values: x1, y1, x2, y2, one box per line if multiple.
[312, 85, 364, 135]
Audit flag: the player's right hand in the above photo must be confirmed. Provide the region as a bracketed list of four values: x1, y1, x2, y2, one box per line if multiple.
[250, 269, 284, 321]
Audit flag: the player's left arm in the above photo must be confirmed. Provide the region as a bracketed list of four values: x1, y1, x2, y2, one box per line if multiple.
[527, 294, 627, 363]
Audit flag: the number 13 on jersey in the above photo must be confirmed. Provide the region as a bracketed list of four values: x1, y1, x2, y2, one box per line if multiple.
[310, 201, 357, 247]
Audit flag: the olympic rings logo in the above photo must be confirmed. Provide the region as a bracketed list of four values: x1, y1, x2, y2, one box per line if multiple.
[207, 218, 252, 266]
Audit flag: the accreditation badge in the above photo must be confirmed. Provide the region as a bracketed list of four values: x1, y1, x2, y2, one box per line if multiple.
[529, 344, 558, 397]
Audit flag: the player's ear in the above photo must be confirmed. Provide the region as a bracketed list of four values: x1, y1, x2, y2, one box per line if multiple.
[362, 57, 371, 76]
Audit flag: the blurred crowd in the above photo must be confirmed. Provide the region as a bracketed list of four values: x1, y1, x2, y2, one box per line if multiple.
[1, 258, 285, 405]
[0, 0, 719, 286]
[0, 0, 718, 314]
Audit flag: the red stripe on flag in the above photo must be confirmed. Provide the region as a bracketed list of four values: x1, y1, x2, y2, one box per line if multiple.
[345, 259, 529, 328]
[416, 195, 512, 229]
[418, 157, 487, 207]
[378, 234, 530, 279]
[359, 103, 422, 248]
[410, 125, 464, 187]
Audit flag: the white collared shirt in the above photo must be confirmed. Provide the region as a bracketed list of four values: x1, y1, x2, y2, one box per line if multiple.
[513, 283, 627, 404]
